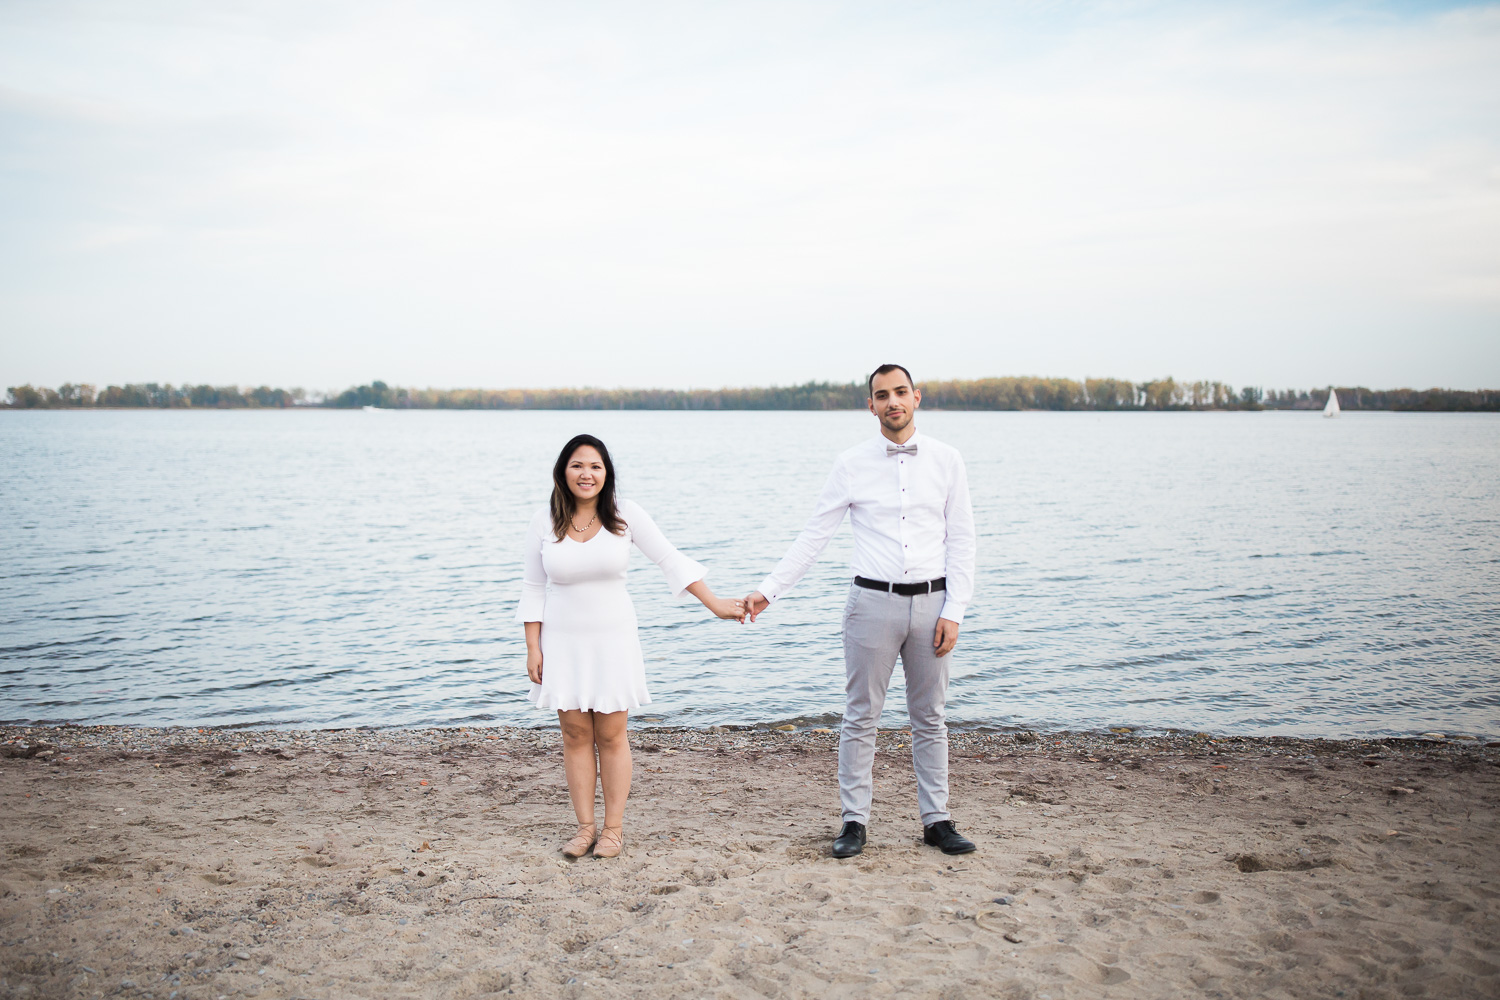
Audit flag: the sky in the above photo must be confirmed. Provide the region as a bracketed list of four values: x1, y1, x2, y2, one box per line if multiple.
[1, 0, 1497, 393]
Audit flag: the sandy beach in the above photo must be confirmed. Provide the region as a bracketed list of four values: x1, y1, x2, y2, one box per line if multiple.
[2, 724, 1497, 999]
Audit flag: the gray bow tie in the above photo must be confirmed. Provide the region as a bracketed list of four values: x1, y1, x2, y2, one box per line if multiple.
[886, 443, 917, 456]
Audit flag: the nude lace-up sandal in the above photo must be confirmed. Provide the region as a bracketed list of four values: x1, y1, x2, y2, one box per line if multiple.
[593, 826, 624, 859]
[561, 823, 597, 859]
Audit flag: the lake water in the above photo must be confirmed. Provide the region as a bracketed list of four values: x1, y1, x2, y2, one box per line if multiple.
[2, 409, 1497, 739]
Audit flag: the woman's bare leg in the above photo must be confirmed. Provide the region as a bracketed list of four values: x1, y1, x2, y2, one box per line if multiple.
[592, 710, 632, 830]
[557, 710, 599, 827]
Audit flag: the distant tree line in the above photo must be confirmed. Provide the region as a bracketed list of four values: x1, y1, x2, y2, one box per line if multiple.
[3, 382, 304, 408]
[327, 380, 865, 410]
[7, 378, 1498, 411]
[1259, 386, 1500, 411]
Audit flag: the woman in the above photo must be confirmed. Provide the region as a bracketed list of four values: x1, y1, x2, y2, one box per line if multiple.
[516, 433, 744, 859]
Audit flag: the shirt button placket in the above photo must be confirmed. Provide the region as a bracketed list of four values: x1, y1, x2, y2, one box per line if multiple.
[899, 454, 910, 572]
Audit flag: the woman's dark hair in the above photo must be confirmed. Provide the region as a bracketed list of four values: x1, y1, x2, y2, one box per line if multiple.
[550, 434, 626, 541]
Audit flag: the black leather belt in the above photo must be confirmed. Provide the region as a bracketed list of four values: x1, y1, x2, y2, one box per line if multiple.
[854, 575, 946, 596]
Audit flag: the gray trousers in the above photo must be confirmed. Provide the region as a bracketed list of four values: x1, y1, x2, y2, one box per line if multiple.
[839, 583, 951, 826]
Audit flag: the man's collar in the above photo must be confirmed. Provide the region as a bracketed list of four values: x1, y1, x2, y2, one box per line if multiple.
[878, 427, 920, 447]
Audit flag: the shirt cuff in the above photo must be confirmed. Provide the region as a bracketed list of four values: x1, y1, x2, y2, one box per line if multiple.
[756, 576, 782, 603]
[938, 599, 966, 625]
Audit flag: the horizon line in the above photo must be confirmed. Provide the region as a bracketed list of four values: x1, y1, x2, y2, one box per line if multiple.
[9, 376, 1499, 394]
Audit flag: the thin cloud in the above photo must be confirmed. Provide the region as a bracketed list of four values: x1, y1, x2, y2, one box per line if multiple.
[1, 0, 1496, 389]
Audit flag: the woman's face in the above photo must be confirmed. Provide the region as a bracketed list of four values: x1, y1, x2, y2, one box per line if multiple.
[565, 445, 606, 502]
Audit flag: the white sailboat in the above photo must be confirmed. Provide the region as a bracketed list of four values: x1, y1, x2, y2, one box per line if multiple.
[1323, 388, 1340, 418]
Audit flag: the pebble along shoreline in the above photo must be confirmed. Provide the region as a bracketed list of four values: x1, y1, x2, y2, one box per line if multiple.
[5, 722, 1498, 763]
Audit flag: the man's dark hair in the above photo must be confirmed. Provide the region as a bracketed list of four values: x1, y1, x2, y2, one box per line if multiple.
[867, 364, 914, 396]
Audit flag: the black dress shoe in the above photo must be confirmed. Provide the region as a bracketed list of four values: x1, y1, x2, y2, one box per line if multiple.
[923, 820, 976, 855]
[831, 821, 866, 858]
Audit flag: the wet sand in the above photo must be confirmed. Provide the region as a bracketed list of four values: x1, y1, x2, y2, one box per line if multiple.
[2, 724, 1498, 999]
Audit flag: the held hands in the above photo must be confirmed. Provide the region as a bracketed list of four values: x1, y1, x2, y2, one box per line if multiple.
[708, 595, 748, 623]
[685, 580, 747, 623]
[742, 591, 770, 622]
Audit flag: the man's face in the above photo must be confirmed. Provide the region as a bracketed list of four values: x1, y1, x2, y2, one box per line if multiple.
[868, 370, 920, 434]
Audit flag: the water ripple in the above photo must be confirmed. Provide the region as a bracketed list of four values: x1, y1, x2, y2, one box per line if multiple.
[1, 409, 1497, 738]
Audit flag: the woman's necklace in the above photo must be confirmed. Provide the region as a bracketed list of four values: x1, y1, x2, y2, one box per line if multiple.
[570, 512, 597, 534]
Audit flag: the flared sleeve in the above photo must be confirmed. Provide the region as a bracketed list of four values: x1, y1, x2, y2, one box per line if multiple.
[620, 499, 706, 598]
[514, 508, 550, 623]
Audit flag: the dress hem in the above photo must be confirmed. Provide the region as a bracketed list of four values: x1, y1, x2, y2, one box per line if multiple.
[528, 692, 652, 714]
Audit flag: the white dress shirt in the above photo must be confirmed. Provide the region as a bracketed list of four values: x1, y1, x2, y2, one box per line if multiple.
[756, 429, 976, 624]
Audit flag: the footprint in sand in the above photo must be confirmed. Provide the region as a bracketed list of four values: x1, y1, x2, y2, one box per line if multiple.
[1191, 890, 1221, 904]
[879, 904, 924, 927]
[800, 884, 833, 902]
[1060, 955, 1132, 985]
[1453, 952, 1500, 977]
[1092, 876, 1136, 893]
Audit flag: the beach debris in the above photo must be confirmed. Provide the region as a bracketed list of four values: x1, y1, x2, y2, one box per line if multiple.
[1388, 786, 1417, 795]
[2, 741, 59, 759]
[972, 908, 1023, 940]
[1014, 732, 1038, 744]
[1228, 852, 1335, 873]
[773, 725, 795, 732]
[1420, 733, 1445, 739]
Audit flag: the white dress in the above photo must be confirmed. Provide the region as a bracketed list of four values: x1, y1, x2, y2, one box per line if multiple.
[515, 498, 705, 713]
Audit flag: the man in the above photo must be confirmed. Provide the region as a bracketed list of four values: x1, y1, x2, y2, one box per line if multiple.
[745, 364, 977, 858]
